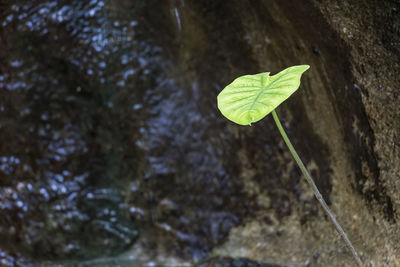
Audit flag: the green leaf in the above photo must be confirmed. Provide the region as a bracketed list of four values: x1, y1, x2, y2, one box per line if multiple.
[217, 65, 310, 125]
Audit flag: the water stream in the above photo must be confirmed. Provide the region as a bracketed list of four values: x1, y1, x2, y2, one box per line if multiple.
[0, 1, 270, 265]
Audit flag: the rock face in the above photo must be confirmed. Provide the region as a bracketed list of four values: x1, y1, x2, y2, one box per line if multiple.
[0, 0, 398, 266]
[156, 0, 400, 265]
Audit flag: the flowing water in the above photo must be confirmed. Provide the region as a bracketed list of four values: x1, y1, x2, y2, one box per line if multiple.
[0, 1, 273, 265]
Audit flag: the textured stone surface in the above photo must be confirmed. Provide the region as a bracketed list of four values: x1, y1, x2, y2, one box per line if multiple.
[206, 1, 400, 266]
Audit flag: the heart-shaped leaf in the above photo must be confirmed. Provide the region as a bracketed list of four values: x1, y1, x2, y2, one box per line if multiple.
[217, 65, 310, 125]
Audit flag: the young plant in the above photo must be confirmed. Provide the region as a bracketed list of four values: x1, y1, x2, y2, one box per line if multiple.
[217, 65, 362, 266]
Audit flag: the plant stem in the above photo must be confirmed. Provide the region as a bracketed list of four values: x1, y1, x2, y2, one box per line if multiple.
[271, 110, 362, 266]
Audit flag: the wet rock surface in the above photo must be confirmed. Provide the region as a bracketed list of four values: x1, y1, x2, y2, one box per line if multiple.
[0, 0, 148, 263]
[0, 0, 399, 266]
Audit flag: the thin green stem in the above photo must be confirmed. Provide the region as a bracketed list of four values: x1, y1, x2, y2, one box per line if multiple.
[271, 110, 362, 266]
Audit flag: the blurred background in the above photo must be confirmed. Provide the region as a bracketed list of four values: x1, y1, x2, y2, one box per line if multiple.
[0, 0, 399, 266]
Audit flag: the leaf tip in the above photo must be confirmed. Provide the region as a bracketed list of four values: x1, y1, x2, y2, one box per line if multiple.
[300, 64, 310, 72]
